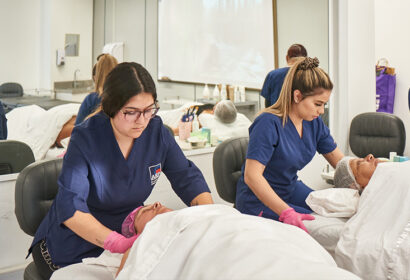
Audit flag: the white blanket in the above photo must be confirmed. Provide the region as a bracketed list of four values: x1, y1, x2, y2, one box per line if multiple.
[306, 188, 360, 218]
[6, 104, 79, 160]
[198, 112, 251, 141]
[335, 161, 410, 280]
[118, 204, 358, 280]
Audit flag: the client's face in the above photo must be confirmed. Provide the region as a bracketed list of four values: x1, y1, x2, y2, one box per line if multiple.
[134, 202, 172, 234]
[349, 154, 379, 187]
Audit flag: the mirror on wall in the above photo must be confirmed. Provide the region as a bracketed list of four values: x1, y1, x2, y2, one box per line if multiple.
[65, 34, 80, 56]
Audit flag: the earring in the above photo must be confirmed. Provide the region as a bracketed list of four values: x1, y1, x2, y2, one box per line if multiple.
[295, 99, 299, 103]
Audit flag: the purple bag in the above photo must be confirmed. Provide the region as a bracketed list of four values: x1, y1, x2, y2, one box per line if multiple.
[376, 65, 396, 114]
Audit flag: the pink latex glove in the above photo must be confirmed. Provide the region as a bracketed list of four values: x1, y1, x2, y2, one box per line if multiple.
[279, 208, 315, 233]
[103, 231, 139, 253]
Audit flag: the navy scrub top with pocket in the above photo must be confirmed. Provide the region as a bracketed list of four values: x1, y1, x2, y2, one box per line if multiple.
[236, 112, 337, 216]
[30, 112, 210, 267]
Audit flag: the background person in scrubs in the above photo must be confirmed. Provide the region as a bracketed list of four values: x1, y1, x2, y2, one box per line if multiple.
[30, 62, 213, 279]
[75, 53, 118, 125]
[260, 44, 307, 107]
[236, 57, 344, 233]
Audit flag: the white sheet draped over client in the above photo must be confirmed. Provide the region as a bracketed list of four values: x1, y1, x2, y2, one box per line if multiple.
[51, 204, 358, 280]
[335, 161, 410, 280]
[118, 205, 357, 279]
[6, 104, 80, 160]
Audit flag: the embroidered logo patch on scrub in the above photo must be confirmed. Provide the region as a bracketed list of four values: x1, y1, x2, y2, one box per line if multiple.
[149, 163, 161, 186]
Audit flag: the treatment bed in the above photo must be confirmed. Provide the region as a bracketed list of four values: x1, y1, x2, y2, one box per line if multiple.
[51, 205, 358, 280]
[305, 162, 410, 280]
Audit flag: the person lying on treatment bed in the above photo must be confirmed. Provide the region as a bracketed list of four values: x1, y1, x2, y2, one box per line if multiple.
[305, 153, 405, 218]
[112, 203, 359, 280]
[333, 153, 382, 192]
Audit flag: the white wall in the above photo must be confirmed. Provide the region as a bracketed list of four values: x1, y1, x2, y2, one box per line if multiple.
[374, 0, 410, 156]
[0, 0, 42, 95]
[0, 0, 93, 95]
[330, 0, 376, 154]
[50, 0, 93, 86]
[276, 0, 329, 72]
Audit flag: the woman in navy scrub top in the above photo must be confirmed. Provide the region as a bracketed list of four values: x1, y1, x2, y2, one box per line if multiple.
[30, 62, 213, 279]
[236, 57, 343, 233]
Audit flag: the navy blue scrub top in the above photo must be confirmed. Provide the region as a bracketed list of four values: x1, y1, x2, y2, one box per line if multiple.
[75, 92, 101, 125]
[260, 67, 289, 107]
[236, 113, 337, 215]
[31, 112, 210, 267]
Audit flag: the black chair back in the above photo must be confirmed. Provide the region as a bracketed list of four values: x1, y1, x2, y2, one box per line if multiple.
[0, 82, 24, 98]
[212, 136, 249, 204]
[15, 158, 62, 236]
[0, 140, 35, 175]
[349, 112, 406, 158]
[14, 158, 62, 280]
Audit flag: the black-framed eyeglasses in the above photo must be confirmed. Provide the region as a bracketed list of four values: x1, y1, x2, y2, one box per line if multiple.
[121, 106, 160, 122]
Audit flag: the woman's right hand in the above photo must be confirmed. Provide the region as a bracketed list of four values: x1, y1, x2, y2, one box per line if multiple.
[103, 231, 139, 254]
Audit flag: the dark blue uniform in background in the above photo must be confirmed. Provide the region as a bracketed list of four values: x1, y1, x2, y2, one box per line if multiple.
[31, 112, 210, 266]
[236, 113, 336, 220]
[260, 67, 289, 107]
[75, 92, 101, 125]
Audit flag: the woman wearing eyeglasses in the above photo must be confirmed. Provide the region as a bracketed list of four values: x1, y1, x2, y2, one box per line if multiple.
[29, 62, 213, 279]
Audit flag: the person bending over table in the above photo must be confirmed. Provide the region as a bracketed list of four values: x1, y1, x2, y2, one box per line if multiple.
[236, 57, 344, 233]
[29, 62, 213, 280]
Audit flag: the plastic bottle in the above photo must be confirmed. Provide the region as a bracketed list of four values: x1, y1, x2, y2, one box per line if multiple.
[212, 85, 220, 101]
[192, 114, 200, 132]
[220, 84, 227, 100]
[202, 84, 210, 100]
[234, 86, 240, 103]
[240, 86, 246, 102]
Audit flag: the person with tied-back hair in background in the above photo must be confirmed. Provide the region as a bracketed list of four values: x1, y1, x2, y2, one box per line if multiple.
[236, 57, 344, 233]
[75, 53, 118, 125]
[29, 62, 213, 279]
[261, 44, 308, 107]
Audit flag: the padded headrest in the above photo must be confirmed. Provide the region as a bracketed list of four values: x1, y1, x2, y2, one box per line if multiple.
[0, 140, 35, 174]
[213, 136, 249, 203]
[0, 82, 23, 97]
[349, 112, 405, 158]
[15, 158, 63, 236]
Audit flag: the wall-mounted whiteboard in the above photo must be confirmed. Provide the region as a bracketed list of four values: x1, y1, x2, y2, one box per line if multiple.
[158, 0, 275, 89]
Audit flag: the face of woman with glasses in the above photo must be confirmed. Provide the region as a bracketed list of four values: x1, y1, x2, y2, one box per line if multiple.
[111, 92, 159, 139]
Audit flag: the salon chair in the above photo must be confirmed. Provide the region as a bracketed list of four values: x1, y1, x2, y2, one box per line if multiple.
[0, 82, 24, 98]
[0, 140, 35, 175]
[15, 158, 63, 280]
[349, 112, 405, 158]
[213, 136, 249, 205]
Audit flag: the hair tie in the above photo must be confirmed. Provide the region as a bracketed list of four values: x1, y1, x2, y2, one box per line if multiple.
[297, 57, 320, 70]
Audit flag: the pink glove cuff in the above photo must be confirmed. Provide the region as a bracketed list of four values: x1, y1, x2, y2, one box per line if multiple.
[279, 207, 294, 222]
[104, 231, 139, 254]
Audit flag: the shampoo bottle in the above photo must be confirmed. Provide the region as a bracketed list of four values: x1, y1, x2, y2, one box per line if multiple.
[220, 84, 227, 100]
[213, 85, 220, 101]
[202, 84, 210, 100]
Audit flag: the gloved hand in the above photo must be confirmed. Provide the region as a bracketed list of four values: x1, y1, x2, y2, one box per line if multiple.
[103, 231, 139, 253]
[279, 208, 315, 233]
